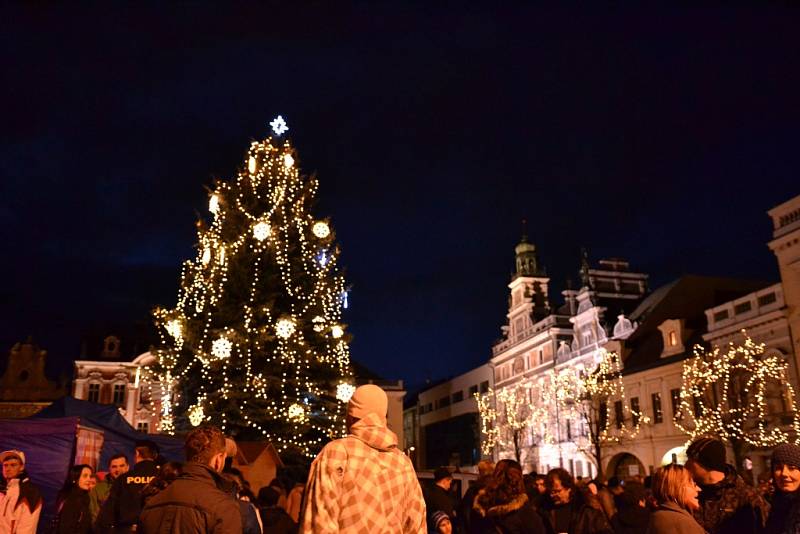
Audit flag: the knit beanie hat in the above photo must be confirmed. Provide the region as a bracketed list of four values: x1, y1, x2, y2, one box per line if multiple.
[347, 384, 388, 423]
[431, 511, 450, 529]
[0, 450, 25, 467]
[686, 437, 727, 472]
[772, 443, 800, 467]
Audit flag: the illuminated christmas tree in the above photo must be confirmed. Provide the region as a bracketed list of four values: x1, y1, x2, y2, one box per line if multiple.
[152, 116, 354, 456]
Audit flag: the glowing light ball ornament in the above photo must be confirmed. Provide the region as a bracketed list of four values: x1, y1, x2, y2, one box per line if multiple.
[287, 403, 305, 422]
[336, 383, 356, 403]
[270, 115, 289, 136]
[253, 221, 271, 242]
[211, 336, 233, 360]
[188, 404, 205, 427]
[201, 247, 211, 265]
[275, 317, 296, 339]
[283, 153, 295, 168]
[312, 221, 330, 239]
[331, 325, 344, 339]
[209, 193, 220, 215]
[248, 156, 257, 174]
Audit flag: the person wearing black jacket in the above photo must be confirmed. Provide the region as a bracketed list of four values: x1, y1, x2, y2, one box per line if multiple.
[55, 464, 94, 534]
[425, 467, 458, 531]
[471, 459, 545, 534]
[539, 468, 613, 534]
[95, 440, 160, 533]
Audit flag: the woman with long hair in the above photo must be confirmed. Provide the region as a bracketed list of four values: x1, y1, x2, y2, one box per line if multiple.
[471, 459, 545, 534]
[54, 464, 94, 534]
[765, 443, 800, 534]
[646, 464, 705, 534]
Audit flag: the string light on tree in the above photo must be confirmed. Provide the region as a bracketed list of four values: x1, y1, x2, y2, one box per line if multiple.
[330, 325, 344, 339]
[676, 331, 800, 458]
[153, 114, 353, 455]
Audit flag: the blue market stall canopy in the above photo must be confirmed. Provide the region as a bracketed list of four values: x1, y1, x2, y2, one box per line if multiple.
[32, 396, 184, 466]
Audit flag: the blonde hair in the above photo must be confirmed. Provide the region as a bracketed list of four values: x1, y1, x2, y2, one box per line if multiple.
[652, 464, 694, 509]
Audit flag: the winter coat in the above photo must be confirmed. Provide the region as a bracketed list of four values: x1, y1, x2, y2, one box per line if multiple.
[0, 473, 42, 534]
[764, 490, 800, 534]
[472, 491, 546, 534]
[138, 462, 242, 534]
[56, 488, 93, 534]
[539, 491, 614, 534]
[260, 505, 297, 534]
[96, 459, 159, 533]
[299, 412, 426, 534]
[611, 503, 650, 534]
[425, 482, 456, 529]
[693, 465, 769, 534]
[460, 476, 490, 533]
[646, 501, 706, 534]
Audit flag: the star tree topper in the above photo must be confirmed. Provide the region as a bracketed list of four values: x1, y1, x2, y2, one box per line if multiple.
[270, 115, 289, 136]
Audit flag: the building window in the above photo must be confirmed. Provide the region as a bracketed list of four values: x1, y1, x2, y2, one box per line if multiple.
[652, 393, 663, 424]
[452, 391, 464, 403]
[614, 400, 624, 429]
[630, 397, 640, 426]
[734, 301, 752, 315]
[113, 384, 125, 406]
[88, 383, 100, 403]
[758, 293, 777, 306]
[480, 381, 489, 393]
[668, 331, 677, 346]
[713, 310, 729, 321]
[599, 403, 608, 429]
[438, 396, 450, 409]
[137, 422, 149, 433]
[539, 350, 544, 365]
[693, 396, 704, 418]
[670, 389, 682, 421]
[468, 385, 478, 397]
[566, 419, 572, 440]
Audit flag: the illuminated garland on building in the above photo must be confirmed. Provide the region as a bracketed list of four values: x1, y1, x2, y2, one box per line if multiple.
[152, 117, 354, 455]
[476, 350, 648, 460]
[676, 331, 800, 447]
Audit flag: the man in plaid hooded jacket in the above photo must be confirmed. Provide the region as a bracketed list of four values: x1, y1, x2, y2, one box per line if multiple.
[300, 384, 427, 533]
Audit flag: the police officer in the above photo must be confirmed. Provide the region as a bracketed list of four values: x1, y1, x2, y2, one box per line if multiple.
[96, 440, 160, 533]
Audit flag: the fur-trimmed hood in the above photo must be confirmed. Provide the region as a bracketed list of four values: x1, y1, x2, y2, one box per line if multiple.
[473, 488, 529, 518]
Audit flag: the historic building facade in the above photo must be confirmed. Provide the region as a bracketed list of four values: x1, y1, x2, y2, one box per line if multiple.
[72, 336, 163, 433]
[0, 339, 66, 418]
[489, 237, 648, 476]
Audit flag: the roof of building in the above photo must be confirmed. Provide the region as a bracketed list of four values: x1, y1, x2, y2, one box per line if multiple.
[621, 275, 771, 373]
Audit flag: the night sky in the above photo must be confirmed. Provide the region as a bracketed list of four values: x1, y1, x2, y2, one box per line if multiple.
[2, 6, 798, 392]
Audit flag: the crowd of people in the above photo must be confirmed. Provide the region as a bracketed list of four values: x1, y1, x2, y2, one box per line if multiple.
[1, 384, 800, 533]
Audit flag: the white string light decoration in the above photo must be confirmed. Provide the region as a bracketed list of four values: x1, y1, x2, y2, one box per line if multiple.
[152, 116, 354, 454]
[676, 330, 800, 448]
